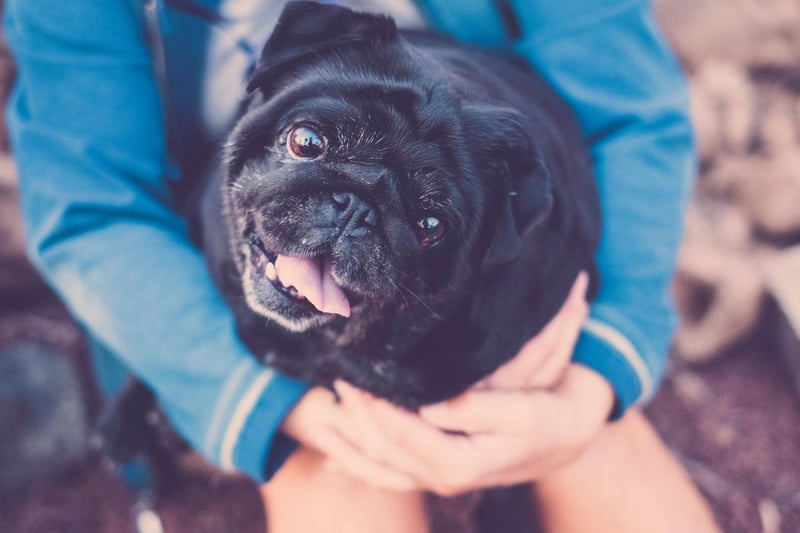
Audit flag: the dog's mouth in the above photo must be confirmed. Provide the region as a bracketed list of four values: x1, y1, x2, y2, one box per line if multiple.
[247, 234, 351, 318]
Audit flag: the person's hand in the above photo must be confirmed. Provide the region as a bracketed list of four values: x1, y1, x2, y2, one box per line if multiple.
[279, 386, 420, 491]
[334, 363, 613, 495]
[280, 271, 613, 495]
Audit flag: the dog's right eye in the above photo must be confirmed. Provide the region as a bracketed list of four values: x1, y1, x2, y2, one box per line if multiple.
[287, 125, 327, 159]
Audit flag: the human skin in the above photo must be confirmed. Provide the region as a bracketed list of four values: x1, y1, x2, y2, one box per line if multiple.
[279, 273, 610, 494]
[264, 411, 719, 533]
[267, 272, 718, 532]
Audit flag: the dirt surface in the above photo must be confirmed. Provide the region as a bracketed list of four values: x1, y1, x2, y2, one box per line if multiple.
[2, 2, 800, 533]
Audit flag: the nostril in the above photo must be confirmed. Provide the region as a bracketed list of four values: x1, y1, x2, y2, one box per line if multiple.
[332, 192, 351, 211]
[331, 191, 376, 234]
[359, 209, 377, 228]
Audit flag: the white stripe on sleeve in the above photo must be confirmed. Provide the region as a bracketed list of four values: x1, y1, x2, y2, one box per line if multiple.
[219, 369, 275, 471]
[582, 318, 655, 404]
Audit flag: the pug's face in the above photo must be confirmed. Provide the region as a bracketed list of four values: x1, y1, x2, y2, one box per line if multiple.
[222, 2, 551, 333]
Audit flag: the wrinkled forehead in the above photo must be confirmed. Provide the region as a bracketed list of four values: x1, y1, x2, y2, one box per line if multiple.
[228, 37, 489, 222]
[270, 67, 461, 152]
[230, 74, 477, 233]
[307, 80, 467, 189]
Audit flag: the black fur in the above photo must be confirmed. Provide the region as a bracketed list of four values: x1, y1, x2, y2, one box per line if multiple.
[203, 1, 601, 409]
[102, 0, 599, 469]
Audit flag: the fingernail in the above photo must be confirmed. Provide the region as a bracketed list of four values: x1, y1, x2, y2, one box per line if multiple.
[577, 271, 589, 293]
[333, 380, 349, 396]
[472, 379, 490, 391]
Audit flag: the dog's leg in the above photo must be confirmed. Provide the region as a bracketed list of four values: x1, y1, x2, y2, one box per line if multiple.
[96, 378, 158, 463]
[96, 379, 187, 496]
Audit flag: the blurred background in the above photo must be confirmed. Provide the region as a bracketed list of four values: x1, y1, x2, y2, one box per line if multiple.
[1, 1, 799, 532]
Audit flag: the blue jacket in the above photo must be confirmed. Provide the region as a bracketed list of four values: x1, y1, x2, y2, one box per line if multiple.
[5, 0, 694, 482]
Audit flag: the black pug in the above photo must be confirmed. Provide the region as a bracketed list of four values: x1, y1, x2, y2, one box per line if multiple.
[101, 0, 600, 488]
[203, 1, 601, 409]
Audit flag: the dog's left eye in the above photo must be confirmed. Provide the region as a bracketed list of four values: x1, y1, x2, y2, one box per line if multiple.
[287, 125, 327, 159]
[415, 216, 446, 247]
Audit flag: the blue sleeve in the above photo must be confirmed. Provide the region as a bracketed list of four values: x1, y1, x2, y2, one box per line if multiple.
[423, 0, 695, 417]
[4, 0, 308, 481]
[509, 0, 695, 416]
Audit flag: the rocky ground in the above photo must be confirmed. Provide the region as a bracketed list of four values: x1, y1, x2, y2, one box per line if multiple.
[2, 1, 800, 532]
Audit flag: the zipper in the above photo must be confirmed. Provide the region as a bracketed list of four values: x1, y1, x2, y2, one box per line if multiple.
[493, 0, 521, 41]
[143, 0, 168, 107]
[143, 0, 181, 184]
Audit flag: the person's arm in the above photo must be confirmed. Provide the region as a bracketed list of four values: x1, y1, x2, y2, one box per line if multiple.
[422, 0, 694, 415]
[299, 1, 695, 493]
[5, 0, 308, 481]
[508, 0, 695, 416]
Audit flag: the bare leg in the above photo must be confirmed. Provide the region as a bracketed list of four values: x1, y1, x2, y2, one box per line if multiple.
[533, 410, 719, 533]
[261, 447, 430, 533]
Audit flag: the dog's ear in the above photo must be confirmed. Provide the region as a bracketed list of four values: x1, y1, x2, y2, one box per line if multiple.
[248, 1, 397, 92]
[462, 105, 554, 271]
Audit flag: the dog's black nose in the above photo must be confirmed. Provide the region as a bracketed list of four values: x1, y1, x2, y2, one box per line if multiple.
[331, 192, 376, 236]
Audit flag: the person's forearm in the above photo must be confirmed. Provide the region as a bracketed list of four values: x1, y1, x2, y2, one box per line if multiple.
[417, 0, 693, 415]
[511, 0, 694, 414]
[5, 0, 308, 481]
[31, 218, 308, 479]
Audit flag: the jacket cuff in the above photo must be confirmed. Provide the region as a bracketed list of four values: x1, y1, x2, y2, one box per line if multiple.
[216, 368, 309, 482]
[572, 318, 656, 420]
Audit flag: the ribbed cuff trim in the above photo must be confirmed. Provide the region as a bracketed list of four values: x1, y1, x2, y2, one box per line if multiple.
[224, 371, 309, 482]
[573, 321, 648, 420]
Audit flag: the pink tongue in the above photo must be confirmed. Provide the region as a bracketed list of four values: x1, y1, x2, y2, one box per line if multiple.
[274, 255, 350, 317]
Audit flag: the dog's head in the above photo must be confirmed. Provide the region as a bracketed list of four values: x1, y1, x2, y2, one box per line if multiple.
[223, 1, 553, 332]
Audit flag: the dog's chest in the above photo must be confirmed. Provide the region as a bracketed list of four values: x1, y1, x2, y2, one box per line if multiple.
[241, 302, 454, 407]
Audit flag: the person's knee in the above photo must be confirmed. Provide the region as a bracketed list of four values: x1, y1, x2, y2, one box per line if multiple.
[534, 410, 720, 533]
[261, 448, 430, 533]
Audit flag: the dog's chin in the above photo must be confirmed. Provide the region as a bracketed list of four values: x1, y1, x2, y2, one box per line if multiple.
[240, 238, 341, 332]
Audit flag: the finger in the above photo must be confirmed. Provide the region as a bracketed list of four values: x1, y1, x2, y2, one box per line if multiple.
[420, 391, 582, 485]
[334, 382, 441, 478]
[420, 389, 546, 434]
[571, 271, 590, 300]
[362, 398, 488, 495]
[482, 309, 567, 389]
[334, 381, 446, 483]
[525, 298, 588, 389]
[333, 381, 390, 462]
[482, 272, 589, 390]
[354, 391, 476, 473]
[313, 427, 418, 491]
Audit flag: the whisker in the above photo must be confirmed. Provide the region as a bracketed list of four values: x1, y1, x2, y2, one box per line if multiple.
[389, 278, 414, 317]
[383, 263, 434, 295]
[394, 279, 444, 321]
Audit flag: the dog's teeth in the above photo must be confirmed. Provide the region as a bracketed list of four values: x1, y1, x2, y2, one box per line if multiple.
[285, 286, 306, 301]
[265, 262, 277, 281]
